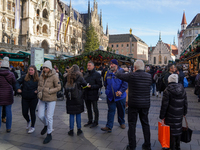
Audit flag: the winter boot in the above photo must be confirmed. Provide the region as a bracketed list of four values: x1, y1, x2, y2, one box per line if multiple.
[43, 133, 52, 144]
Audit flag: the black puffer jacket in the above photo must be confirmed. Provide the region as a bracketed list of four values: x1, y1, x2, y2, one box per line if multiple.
[16, 75, 38, 100]
[160, 83, 188, 136]
[66, 75, 87, 114]
[84, 69, 102, 101]
[116, 70, 152, 108]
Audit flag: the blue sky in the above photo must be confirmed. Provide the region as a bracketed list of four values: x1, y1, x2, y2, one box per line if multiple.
[63, 0, 200, 47]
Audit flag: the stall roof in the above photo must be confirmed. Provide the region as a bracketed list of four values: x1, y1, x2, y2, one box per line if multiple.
[19, 51, 55, 60]
[1, 51, 24, 56]
[9, 58, 25, 62]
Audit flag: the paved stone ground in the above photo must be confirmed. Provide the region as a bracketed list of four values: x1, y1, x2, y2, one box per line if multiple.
[0, 87, 200, 150]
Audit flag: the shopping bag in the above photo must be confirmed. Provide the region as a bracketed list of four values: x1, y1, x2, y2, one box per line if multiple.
[158, 121, 170, 148]
[181, 117, 193, 143]
[184, 77, 188, 88]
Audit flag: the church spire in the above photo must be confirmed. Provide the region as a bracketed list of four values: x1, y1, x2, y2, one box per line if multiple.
[106, 23, 109, 36]
[70, 0, 72, 8]
[100, 9, 102, 26]
[181, 11, 187, 30]
[159, 32, 161, 41]
[173, 37, 176, 45]
[88, 0, 91, 26]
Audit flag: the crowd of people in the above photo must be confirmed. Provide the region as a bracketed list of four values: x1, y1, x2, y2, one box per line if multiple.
[0, 56, 191, 150]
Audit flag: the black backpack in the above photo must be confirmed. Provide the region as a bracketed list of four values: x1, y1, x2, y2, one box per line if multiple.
[65, 79, 81, 100]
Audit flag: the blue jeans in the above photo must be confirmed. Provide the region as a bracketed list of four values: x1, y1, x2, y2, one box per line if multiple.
[151, 83, 156, 95]
[69, 114, 81, 130]
[106, 97, 126, 129]
[0, 105, 12, 129]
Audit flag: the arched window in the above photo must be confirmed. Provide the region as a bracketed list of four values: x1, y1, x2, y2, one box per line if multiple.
[37, 9, 40, 16]
[154, 57, 156, 64]
[36, 25, 39, 33]
[42, 24, 48, 34]
[164, 56, 167, 64]
[41, 40, 49, 54]
[42, 9, 48, 19]
[159, 55, 162, 64]
[14, 37, 16, 45]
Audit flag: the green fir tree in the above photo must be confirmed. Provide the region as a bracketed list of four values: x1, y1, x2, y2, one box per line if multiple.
[84, 25, 100, 53]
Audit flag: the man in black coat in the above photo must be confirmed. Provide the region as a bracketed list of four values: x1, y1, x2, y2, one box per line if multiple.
[176, 65, 185, 86]
[163, 64, 176, 87]
[160, 74, 187, 150]
[116, 60, 152, 150]
[84, 61, 102, 128]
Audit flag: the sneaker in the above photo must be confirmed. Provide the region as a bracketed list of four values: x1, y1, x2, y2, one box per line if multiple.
[2, 118, 6, 123]
[156, 95, 158, 97]
[152, 94, 155, 96]
[120, 124, 126, 129]
[68, 130, 74, 136]
[77, 129, 83, 135]
[98, 98, 102, 101]
[41, 126, 47, 135]
[26, 120, 31, 129]
[198, 99, 200, 102]
[101, 127, 112, 133]
[28, 127, 35, 134]
[84, 121, 93, 127]
[43, 134, 52, 144]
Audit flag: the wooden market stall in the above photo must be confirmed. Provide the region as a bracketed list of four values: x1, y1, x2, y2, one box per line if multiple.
[52, 50, 135, 72]
[178, 34, 200, 84]
[0, 51, 28, 70]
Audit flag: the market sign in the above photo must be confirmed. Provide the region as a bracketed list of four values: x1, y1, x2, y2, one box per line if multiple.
[31, 47, 44, 70]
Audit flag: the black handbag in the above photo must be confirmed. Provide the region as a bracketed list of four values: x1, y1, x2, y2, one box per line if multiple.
[181, 116, 193, 143]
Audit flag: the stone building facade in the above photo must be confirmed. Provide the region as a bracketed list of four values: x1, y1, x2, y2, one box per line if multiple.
[0, 0, 109, 56]
[148, 34, 178, 66]
[178, 12, 200, 57]
[108, 34, 148, 61]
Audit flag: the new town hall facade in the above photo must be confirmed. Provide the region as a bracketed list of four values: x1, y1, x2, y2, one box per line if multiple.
[0, 0, 109, 56]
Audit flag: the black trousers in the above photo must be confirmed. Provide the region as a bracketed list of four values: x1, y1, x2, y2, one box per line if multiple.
[2, 106, 6, 118]
[170, 135, 181, 150]
[85, 100, 99, 124]
[128, 108, 151, 149]
[22, 98, 38, 127]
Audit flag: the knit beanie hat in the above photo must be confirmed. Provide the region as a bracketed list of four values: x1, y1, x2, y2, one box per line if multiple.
[42, 60, 52, 70]
[110, 59, 118, 65]
[1, 57, 9, 68]
[168, 74, 178, 83]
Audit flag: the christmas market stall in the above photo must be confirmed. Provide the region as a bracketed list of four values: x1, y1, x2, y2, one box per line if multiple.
[52, 50, 135, 72]
[179, 34, 200, 83]
[0, 51, 28, 70]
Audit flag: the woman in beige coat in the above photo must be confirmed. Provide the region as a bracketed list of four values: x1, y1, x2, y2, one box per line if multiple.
[37, 60, 61, 144]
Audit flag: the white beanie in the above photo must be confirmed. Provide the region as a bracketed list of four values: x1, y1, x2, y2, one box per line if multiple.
[168, 74, 178, 83]
[42, 60, 52, 70]
[1, 57, 9, 68]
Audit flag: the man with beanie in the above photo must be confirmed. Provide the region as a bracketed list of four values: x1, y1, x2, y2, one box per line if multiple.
[115, 60, 152, 150]
[0, 57, 16, 132]
[37, 60, 61, 144]
[160, 74, 187, 150]
[101, 59, 128, 133]
[84, 61, 102, 128]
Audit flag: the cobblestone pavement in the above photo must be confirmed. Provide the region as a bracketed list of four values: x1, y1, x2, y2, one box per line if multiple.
[0, 87, 200, 150]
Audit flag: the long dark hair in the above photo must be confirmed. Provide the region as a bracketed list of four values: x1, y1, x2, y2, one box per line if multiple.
[67, 64, 82, 86]
[24, 65, 39, 82]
